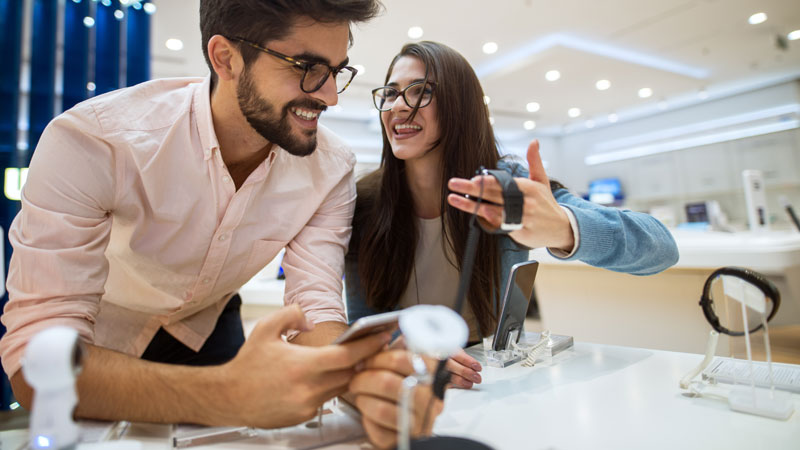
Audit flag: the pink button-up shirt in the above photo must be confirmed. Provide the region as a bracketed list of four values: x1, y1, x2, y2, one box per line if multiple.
[0, 77, 356, 376]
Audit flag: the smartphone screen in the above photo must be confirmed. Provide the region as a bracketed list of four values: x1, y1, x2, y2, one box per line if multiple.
[333, 310, 402, 345]
[492, 261, 539, 351]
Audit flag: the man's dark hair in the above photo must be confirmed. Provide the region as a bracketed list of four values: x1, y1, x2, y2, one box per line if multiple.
[200, 0, 382, 86]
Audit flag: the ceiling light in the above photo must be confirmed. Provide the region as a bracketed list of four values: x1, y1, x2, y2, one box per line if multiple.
[353, 64, 365, 76]
[101, 0, 111, 6]
[408, 26, 423, 39]
[608, 113, 619, 123]
[143, 2, 157, 14]
[483, 95, 491, 105]
[595, 79, 610, 90]
[526, 102, 540, 112]
[585, 120, 596, 129]
[165, 38, 184, 51]
[545, 70, 561, 81]
[748, 12, 767, 25]
[568, 107, 581, 118]
[524, 120, 536, 130]
[638, 87, 653, 98]
[86, 82, 96, 91]
[788, 30, 800, 41]
[83, 16, 95, 27]
[114, 9, 124, 20]
[482, 42, 498, 54]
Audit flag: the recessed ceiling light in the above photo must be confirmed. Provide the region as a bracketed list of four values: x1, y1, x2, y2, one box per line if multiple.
[748, 12, 767, 25]
[353, 64, 365, 76]
[608, 113, 619, 123]
[545, 70, 561, 81]
[568, 107, 581, 118]
[408, 26, 423, 39]
[595, 79, 610, 91]
[83, 16, 95, 27]
[524, 120, 536, 130]
[638, 87, 653, 98]
[86, 82, 96, 91]
[165, 38, 184, 51]
[114, 9, 124, 20]
[482, 42, 498, 54]
[143, 2, 157, 14]
[483, 95, 491, 105]
[526, 102, 540, 113]
[788, 30, 800, 41]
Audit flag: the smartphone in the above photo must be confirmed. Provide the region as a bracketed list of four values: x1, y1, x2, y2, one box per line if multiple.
[333, 310, 402, 344]
[492, 260, 539, 351]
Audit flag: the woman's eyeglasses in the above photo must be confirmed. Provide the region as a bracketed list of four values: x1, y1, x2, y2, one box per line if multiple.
[233, 37, 358, 94]
[371, 81, 435, 111]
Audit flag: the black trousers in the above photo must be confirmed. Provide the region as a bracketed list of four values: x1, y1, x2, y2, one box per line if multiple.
[141, 295, 245, 366]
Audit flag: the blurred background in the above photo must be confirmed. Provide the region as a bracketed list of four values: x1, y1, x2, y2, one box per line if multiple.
[1, 0, 799, 412]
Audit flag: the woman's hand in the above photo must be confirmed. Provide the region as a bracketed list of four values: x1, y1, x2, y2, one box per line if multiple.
[446, 348, 482, 389]
[446, 140, 575, 252]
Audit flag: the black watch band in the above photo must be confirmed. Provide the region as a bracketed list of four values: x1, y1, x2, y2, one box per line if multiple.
[482, 168, 524, 232]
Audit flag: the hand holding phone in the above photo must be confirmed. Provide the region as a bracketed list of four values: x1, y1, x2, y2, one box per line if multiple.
[333, 311, 402, 345]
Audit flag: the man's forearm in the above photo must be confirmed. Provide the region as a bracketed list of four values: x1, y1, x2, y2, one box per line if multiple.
[12, 344, 237, 425]
[289, 321, 348, 346]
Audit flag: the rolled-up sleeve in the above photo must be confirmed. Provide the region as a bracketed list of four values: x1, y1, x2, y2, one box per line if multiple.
[0, 103, 116, 376]
[281, 166, 356, 325]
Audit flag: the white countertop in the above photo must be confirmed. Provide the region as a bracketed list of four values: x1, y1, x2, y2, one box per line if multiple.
[2, 342, 797, 450]
[532, 229, 800, 273]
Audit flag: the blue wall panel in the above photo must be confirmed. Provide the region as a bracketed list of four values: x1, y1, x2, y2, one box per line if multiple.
[126, 6, 150, 86]
[28, 0, 58, 149]
[0, 0, 23, 153]
[0, 0, 24, 411]
[95, 0, 120, 95]
[63, 0, 90, 111]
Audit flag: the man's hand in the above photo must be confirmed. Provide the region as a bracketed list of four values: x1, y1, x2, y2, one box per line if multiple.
[218, 305, 391, 428]
[348, 349, 444, 449]
[446, 139, 575, 252]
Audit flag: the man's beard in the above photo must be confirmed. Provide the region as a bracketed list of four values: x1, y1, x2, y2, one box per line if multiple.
[236, 68, 326, 157]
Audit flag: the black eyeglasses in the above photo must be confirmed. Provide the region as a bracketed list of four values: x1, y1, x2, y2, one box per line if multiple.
[233, 37, 357, 94]
[371, 81, 436, 111]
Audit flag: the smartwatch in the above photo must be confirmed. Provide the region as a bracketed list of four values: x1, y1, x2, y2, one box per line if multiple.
[480, 168, 524, 232]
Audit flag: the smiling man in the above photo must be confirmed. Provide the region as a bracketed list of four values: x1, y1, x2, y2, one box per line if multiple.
[0, 0, 441, 444]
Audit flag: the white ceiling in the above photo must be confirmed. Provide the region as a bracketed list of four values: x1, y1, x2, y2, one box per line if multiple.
[150, 0, 800, 137]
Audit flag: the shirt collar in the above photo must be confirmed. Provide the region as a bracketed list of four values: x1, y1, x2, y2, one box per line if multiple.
[193, 76, 220, 161]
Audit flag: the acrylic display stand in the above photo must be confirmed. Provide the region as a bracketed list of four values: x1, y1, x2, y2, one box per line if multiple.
[721, 276, 794, 420]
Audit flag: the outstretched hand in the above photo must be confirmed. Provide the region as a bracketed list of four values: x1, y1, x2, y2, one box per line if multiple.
[446, 140, 575, 251]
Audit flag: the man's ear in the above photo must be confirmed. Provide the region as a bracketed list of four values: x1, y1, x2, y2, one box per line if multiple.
[208, 35, 242, 82]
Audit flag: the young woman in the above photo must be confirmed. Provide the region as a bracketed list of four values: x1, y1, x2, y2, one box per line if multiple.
[345, 41, 679, 388]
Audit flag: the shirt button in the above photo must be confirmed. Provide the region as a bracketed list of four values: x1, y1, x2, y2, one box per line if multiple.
[222, 176, 231, 183]
[218, 234, 227, 241]
[202, 278, 211, 284]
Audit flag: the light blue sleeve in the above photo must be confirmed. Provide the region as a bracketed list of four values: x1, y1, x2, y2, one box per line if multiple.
[497, 159, 678, 276]
[552, 190, 679, 275]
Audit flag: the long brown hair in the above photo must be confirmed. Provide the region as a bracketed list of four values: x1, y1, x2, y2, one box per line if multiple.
[351, 41, 501, 336]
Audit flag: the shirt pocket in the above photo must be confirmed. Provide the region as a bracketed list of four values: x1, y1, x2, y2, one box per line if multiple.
[239, 239, 288, 285]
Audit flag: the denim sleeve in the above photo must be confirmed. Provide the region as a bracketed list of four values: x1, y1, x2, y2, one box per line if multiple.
[496, 159, 678, 275]
[552, 190, 679, 275]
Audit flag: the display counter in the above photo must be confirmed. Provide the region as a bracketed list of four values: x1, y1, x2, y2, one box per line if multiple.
[531, 230, 800, 358]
